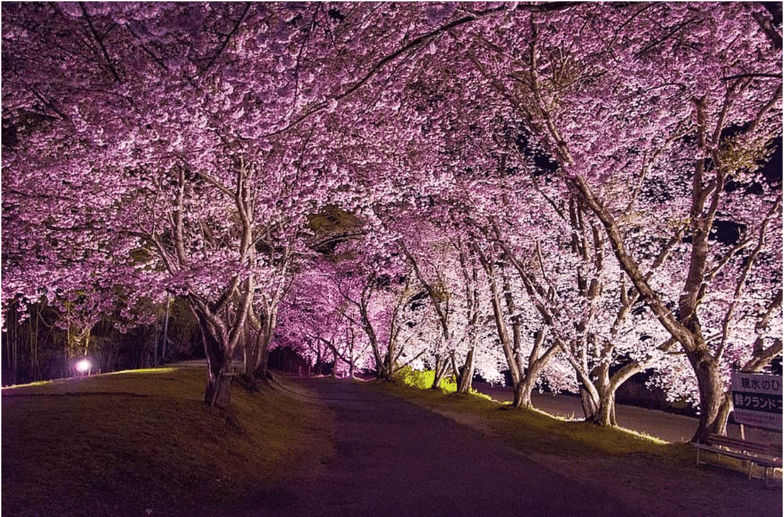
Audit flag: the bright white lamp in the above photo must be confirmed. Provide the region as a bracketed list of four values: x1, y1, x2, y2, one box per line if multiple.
[75, 358, 92, 374]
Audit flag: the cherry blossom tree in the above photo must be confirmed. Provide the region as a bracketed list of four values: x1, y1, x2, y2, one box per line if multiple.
[1, 0, 492, 394]
[493, 193, 677, 424]
[332, 233, 447, 381]
[1, 2, 368, 403]
[275, 259, 375, 379]
[0, 1, 587, 399]
[386, 215, 487, 391]
[460, 2, 782, 440]
[3, 2, 780, 441]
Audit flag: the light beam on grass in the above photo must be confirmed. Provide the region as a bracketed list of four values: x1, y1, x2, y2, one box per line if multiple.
[107, 368, 178, 375]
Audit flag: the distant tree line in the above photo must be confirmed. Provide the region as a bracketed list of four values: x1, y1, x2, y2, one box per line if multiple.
[2, 297, 201, 385]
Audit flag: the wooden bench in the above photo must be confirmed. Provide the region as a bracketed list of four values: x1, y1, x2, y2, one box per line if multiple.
[693, 433, 782, 485]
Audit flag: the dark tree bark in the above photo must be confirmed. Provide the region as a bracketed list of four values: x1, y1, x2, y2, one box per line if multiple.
[517, 330, 560, 409]
[193, 307, 231, 407]
[456, 347, 476, 394]
[431, 353, 450, 390]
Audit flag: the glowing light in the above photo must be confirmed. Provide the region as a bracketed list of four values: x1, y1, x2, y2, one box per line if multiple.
[75, 358, 92, 374]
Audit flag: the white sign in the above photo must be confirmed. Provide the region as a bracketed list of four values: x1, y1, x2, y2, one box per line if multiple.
[731, 372, 782, 431]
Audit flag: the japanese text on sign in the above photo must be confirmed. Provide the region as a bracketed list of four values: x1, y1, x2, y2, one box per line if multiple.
[731, 372, 782, 431]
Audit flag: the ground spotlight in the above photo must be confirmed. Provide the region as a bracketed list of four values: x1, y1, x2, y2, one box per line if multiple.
[74, 358, 92, 375]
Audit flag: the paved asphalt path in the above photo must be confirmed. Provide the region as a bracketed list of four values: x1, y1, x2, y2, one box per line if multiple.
[250, 379, 635, 517]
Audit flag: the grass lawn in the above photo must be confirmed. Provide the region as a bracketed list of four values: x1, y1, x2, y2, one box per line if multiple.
[2, 365, 333, 517]
[373, 379, 783, 517]
[3, 366, 780, 517]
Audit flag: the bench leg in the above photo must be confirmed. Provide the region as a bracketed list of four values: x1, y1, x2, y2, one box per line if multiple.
[763, 467, 782, 488]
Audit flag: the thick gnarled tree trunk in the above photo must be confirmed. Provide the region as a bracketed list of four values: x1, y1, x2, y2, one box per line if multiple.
[456, 347, 476, 394]
[431, 353, 451, 390]
[516, 330, 559, 409]
[192, 306, 234, 408]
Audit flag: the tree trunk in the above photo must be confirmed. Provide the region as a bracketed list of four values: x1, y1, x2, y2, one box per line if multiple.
[357, 284, 385, 379]
[486, 274, 523, 402]
[192, 307, 232, 407]
[203, 359, 228, 407]
[207, 370, 234, 408]
[6, 308, 19, 385]
[580, 386, 600, 421]
[715, 392, 732, 437]
[516, 376, 533, 408]
[457, 347, 476, 394]
[586, 361, 616, 426]
[161, 295, 170, 363]
[514, 329, 560, 409]
[516, 360, 552, 409]
[254, 340, 270, 380]
[516, 350, 563, 409]
[153, 315, 159, 367]
[431, 353, 449, 389]
[376, 361, 386, 380]
[383, 349, 396, 382]
[594, 389, 617, 427]
[690, 352, 725, 442]
[251, 306, 276, 382]
[243, 326, 258, 383]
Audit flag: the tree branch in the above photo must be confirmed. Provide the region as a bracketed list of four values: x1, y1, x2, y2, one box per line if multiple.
[79, 2, 122, 83]
[198, 3, 251, 76]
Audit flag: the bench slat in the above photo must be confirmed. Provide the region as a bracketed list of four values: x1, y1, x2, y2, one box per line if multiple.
[706, 437, 777, 456]
[694, 433, 782, 485]
[694, 444, 782, 467]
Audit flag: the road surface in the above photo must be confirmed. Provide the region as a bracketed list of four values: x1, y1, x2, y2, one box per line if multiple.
[239, 378, 637, 517]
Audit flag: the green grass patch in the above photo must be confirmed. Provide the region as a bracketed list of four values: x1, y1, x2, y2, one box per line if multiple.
[2, 365, 333, 517]
[392, 367, 496, 402]
[392, 366, 457, 392]
[376, 379, 689, 461]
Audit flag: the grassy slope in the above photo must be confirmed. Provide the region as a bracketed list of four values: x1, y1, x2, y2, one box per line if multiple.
[374, 380, 782, 517]
[2, 365, 334, 517]
[4, 367, 780, 517]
